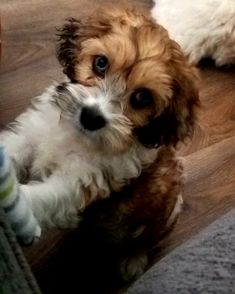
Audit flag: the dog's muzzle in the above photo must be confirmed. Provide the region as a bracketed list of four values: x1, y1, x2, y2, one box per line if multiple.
[80, 107, 106, 131]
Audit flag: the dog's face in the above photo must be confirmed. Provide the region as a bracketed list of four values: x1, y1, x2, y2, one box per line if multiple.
[56, 7, 199, 153]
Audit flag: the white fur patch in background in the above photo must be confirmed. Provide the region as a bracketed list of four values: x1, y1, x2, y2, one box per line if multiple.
[151, 0, 235, 65]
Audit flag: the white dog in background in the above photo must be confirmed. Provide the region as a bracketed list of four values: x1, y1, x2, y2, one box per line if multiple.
[151, 0, 235, 66]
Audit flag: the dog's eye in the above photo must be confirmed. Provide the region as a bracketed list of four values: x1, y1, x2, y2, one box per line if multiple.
[130, 89, 154, 109]
[92, 55, 109, 76]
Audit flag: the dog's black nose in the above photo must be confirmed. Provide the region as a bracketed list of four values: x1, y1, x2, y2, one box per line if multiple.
[80, 107, 106, 131]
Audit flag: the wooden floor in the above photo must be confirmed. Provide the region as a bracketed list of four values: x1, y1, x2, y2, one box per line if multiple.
[1, 0, 235, 293]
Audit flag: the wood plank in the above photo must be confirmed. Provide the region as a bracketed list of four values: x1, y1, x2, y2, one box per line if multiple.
[156, 135, 235, 259]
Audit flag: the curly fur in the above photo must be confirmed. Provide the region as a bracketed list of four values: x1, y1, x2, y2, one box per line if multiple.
[79, 146, 184, 282]
[0, 82, 158, 228]
[151, 0, 235, 65]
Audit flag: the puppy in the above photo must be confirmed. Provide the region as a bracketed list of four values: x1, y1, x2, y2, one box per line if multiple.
[55, 6, 199, 282]
[151, 0, 235, 66]
[0, 7, 198, 234]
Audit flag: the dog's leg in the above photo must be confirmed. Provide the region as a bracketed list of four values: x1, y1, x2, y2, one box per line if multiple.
[119, 253, 148, 282]
[0, 131, 33, 178]
[20, 175, 79, 228]
[166, 193, 183, 229]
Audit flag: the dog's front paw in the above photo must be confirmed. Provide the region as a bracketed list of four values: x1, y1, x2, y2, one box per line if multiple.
[166, 193, 184, 229]
[15, 186, 42, 245]
[119, 253, 148, 282]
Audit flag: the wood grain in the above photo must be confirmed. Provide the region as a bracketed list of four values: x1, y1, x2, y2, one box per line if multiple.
[1, 0, 235, 293]
[155, 135, 235, 258]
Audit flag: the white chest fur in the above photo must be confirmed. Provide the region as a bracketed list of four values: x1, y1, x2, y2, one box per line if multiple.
[2, 91, 158, 228]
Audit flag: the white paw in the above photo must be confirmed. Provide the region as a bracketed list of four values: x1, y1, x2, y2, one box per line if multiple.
[120, 253, 148, 282]
[166, 193, 183, 228]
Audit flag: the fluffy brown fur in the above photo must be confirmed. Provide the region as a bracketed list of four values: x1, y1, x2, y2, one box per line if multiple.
[79, 146, 184, 281]
[56, 6, 199, 281]
[57, 6, 199, 148]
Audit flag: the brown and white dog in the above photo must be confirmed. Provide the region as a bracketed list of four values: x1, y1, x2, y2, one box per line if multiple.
[55, 6, 199, 280]
[0, 6, 198, 279]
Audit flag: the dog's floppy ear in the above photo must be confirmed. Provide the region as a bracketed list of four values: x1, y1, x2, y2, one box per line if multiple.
[56, 18, 80, 82]
[137, 45, 200, 148]
[56, 16, 111, 82]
